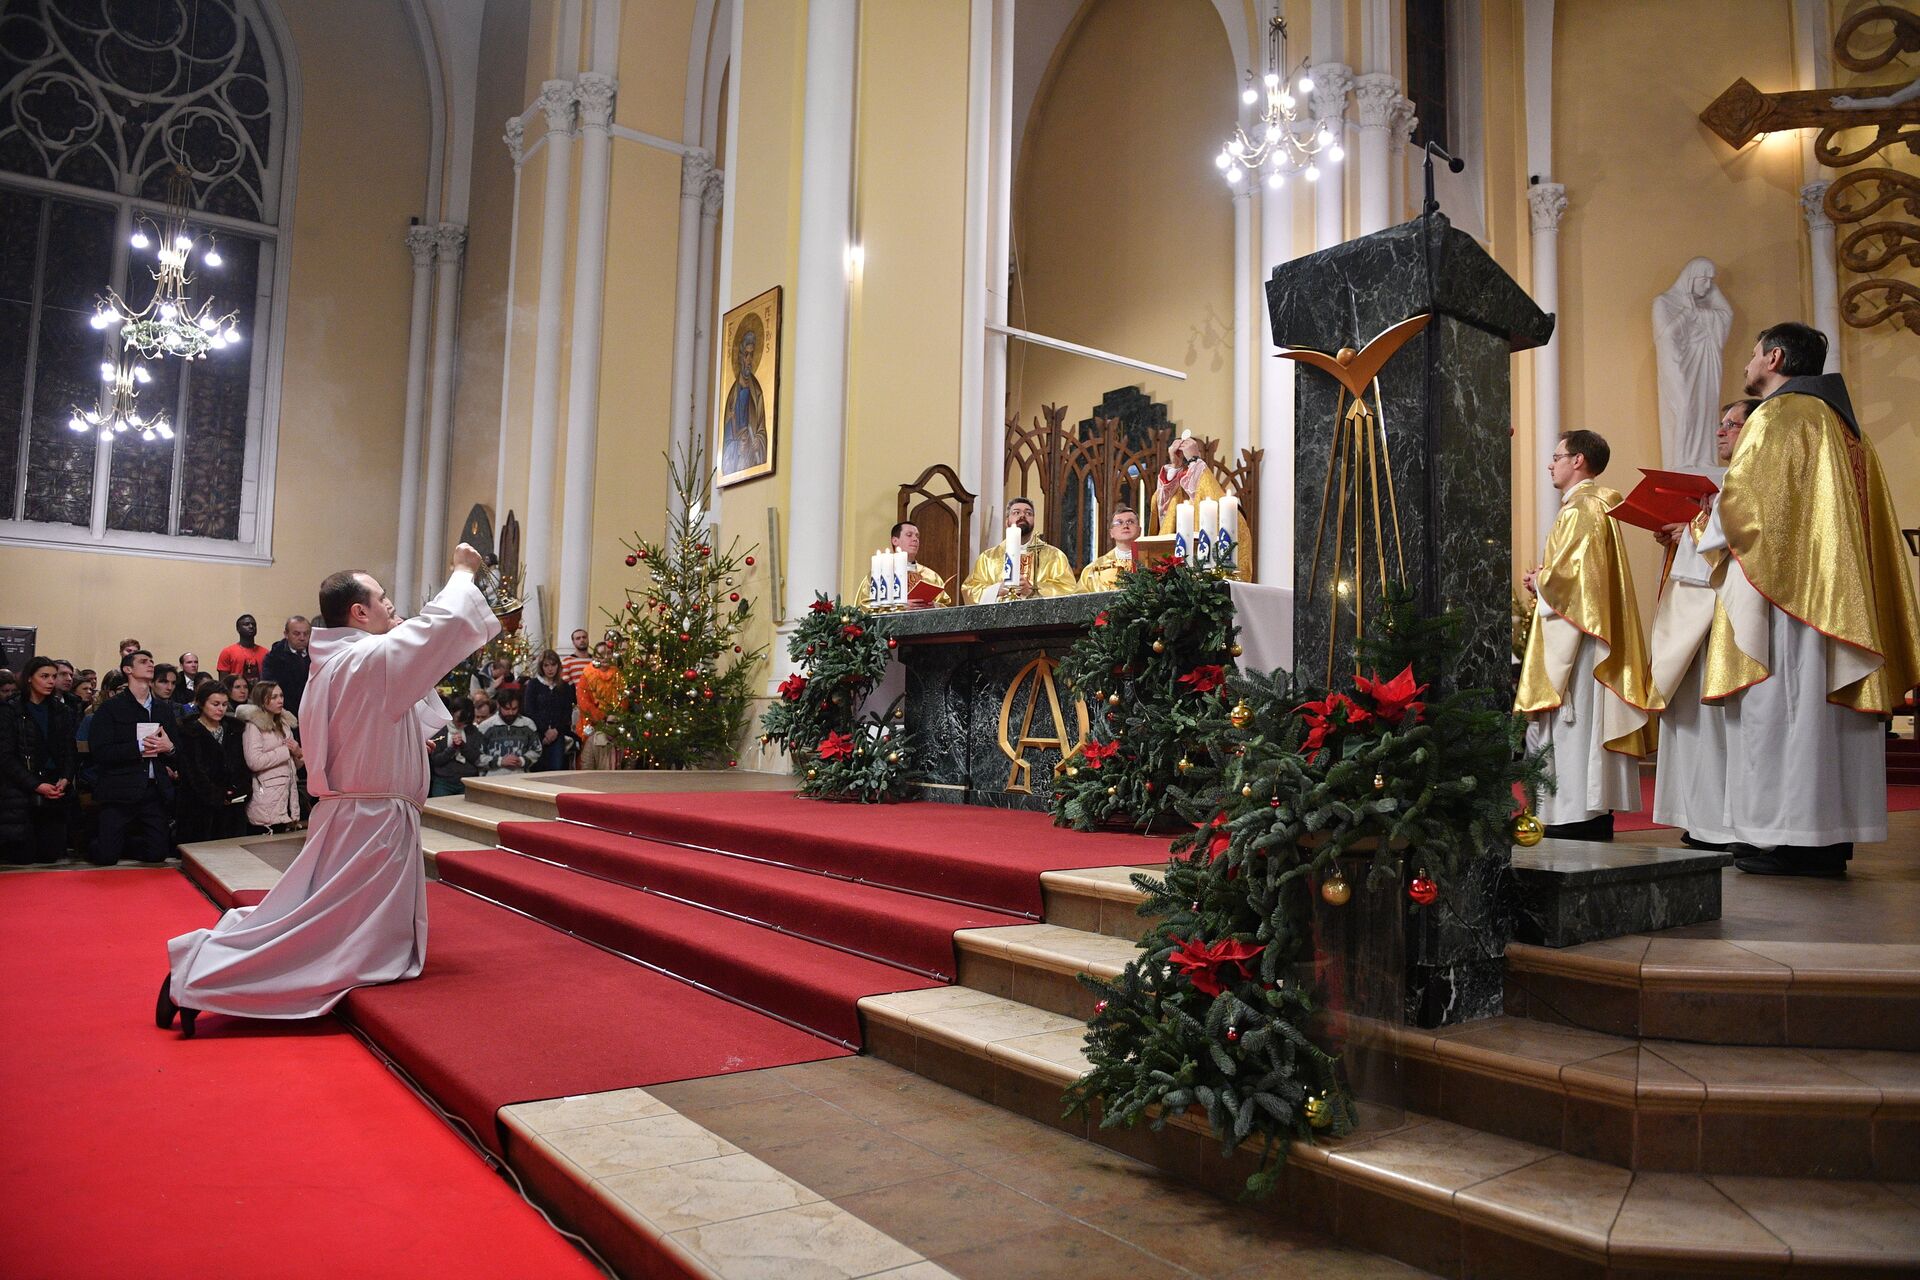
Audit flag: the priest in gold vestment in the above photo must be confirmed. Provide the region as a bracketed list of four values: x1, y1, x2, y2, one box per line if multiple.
[1696, 323, 1920, 876]
[962, 497, 1077, 603]
[854, 520, 950, 607]
[1152, 435, 1251, 578]
[1516, 430, 1657, 840]
[1077, 506, 1141, 593]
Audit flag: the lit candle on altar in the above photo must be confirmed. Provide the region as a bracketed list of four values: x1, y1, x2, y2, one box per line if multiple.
[1089, 489, 1100, 561]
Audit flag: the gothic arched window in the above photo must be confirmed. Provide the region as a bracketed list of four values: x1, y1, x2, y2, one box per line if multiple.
[0, 0, 293, 557]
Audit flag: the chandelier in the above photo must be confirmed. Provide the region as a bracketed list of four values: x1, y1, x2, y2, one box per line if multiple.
[68, 350, 172, 444]
[90, 167, 241, 362]
[1214, 16, 1343, 189]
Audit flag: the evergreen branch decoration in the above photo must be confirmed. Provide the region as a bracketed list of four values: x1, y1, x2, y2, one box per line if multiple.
[758, 596, 915, 801]
[1068, 582, 1549, 1197]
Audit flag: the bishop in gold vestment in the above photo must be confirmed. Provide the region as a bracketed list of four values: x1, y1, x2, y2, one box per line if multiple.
[1152, 438, 1252, 579]
[1516, 434, 1657, 838]
[962, 498, 1078, 603]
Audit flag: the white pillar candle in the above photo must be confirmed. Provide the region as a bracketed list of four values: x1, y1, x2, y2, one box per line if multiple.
[892, 550, 908, 603]
[1218, 494, 1240, 573]
[870, 551, 882, 604]
[1004, 525, 1021, 589]
[1219, 494, 1240, 530]
[1089, 489, 1100, 561]
[1198, 497, 1219, 542]
[1175, 503, 1195, 536]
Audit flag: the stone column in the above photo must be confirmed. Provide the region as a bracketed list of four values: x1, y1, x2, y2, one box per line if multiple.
[493, 116, 527, 525]
[1527, 182, 1568, 551]
[395, 224, 436, 611]
[557, 70, 618, 642]
[418, 222, 467, 601]
[522, 80, 576, 642]
[1353, 73, 1400, 235]
[780, 0, 859, 657]
[667, 150, 715, 531]
[1233, 185, 1253, 458]
[691, 167, 725, 484]
[1801, 180, 1840, 366]
[1309, 63, 1352, 249]
[1257, 180, 1295, 589]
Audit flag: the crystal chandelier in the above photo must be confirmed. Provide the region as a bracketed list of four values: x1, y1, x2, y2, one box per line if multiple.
[1214, 16, 1343, 189]
[69, 350, 172, 443]
[90, 167, 241, 361]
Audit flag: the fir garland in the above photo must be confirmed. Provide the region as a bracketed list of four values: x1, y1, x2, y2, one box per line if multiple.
[1068, 584, 1550, 1197]
[758, 595, 915, 802]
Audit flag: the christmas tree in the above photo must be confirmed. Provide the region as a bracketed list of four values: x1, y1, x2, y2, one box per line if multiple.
[601, 445, 765, 768]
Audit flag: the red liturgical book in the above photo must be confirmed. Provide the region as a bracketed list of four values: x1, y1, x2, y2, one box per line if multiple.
[1609, 469, 1719, 532]
[907, 577, 944, 605]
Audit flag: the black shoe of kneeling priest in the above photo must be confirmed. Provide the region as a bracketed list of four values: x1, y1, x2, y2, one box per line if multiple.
[1543, 813, 1615, 842]
[1732, 843, 1851, 878]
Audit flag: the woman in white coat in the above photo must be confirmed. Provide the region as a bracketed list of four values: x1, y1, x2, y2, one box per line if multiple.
[241, 680, 302, 831]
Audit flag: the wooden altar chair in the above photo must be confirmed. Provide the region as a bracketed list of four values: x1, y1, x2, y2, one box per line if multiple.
[897, 464, 976, 590]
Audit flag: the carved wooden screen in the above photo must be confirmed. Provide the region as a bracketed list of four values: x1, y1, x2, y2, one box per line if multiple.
[896, 463, 975, 589]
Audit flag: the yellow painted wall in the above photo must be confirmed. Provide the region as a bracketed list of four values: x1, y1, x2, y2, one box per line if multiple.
[843, 0, 972, 583]
[1011, 0, 1239, 507]
[4, 0, 431, 667]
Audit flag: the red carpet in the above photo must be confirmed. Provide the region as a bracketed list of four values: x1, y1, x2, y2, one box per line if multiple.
[0, 870, 602, 1280]
[342, 882, 846, 1155]
[553, 790, 1176, 916]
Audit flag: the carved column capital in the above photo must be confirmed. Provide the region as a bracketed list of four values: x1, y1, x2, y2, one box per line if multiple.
[538, 79, 576, 135]
[1389, 97, 1418, 153]
[681, 150, 714, 199]
[1308, 62, 1353, 126]
[574, 72, 617, 130]
[430, 221, 468, 263]
[1353, 73, 1401, 129]
[503, 114, 526, 166]
[701, 168, 725, 220]
[405, 223, 436, 267]
[1528, 182, 1569, 232]
[1800, 180, 1834, 232]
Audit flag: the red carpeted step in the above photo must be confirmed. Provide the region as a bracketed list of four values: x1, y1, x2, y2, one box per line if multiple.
[552, 790, 1175, 916]
[433, 849, 942, 1045]
[342, 882, 845, 1155]
[498, 819, 1026, 978]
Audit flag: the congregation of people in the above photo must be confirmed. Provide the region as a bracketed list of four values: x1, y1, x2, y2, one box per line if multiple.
[0, 615, 621, 867]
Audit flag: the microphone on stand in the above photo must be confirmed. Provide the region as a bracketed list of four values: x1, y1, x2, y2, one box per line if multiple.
[1421, 140, 1465, 218]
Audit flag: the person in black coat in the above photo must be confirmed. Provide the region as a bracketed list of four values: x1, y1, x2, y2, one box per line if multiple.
[428, 695, 484, 797]
[0, 657, 80, 865]
[522, 649, 578, 772]
[88, 651, 180, 865]
[174, 686, 250, 843]
[261, 616, 312, 715]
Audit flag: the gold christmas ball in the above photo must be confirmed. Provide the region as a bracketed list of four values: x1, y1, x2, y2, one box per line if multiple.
[1106, 786, 1117, 796]
[1228, 701, 1252, 729]
[1512, 811, 1545, 847]
[807, 768, 817, 779]
[1176, 757, 1192, 774]
[1152, 639, 1165, 654]
[1067, 766, 1079, 777]
[887, 752, 899, 764]
[1230, 643, 1243, 657]
[1305, 1092, 1333, 1130]
[1320, 872, 1352, 907]
[1107, 694, 1121, 706]
[1240, 784, 1253, 798]
[1373, 773, 1386, 791]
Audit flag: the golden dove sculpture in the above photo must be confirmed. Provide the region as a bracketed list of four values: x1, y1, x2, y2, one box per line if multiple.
[1276, 313, 1430, 683]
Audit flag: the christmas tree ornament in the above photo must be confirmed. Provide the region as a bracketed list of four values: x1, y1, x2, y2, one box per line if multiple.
[1305, 1092, 1333, 1130]
[1152, 639, 1165, 653]
[886, 638, 898, 650]
[1512, 810, 1544, 846]
[1107, 693, 1121, 706]
[1408, 869, 1438, 905]
[1067, 766, 1079, 777]
[729, 592, 740, 602]
[887, 752, 899, 764]
[1241, 784, 1253, 798]
[807, 768, 817, 778]
[624, 553, 638, 566]
[1094, 999, 1108, 1014]
[1373, 773, 1386, 791]
[1229, 701, 1252, 729]
[1226, 1026, 1239, 1043]
[1230, 643, 1243, 657]
[1106, 786, 1117, 796]
[1320, 870, 1351, 906]
[745, 555, 754, 565]
[1176, 757, 1192, 773]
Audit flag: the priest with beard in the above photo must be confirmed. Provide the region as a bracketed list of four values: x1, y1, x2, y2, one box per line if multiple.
[1695, 322, 1919, 876]
[1515, 429, 1658, 840]
[961, 497, 1076, 603]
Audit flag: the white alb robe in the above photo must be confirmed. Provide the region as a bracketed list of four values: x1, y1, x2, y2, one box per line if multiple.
[1525, 596, 1642, 825]
[1649, 533, 1732, 838]
[1695, 510, 1886, 846]
[168, 572, 499, 1018]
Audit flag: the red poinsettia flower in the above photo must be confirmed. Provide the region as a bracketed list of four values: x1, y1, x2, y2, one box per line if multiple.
[1195, 811, 1231, 861]
[1166, 935, 1265, 998]
[841, 624, 864, 640]
[1093, 611, 1109, 628]
[778, 674, 808, 701]
[1151, 555, 1186, 577]
[1297, 692, 1371, 761]
[817, 731, 854, 760]
[1079, 738, 1120, 770]
[1177, 664, 1227, 694]
[1355, 664, 1429, 726]
[809, 599, 835, 614]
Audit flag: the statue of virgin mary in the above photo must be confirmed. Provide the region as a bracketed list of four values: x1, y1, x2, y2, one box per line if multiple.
[1652, 258, 1733, 470]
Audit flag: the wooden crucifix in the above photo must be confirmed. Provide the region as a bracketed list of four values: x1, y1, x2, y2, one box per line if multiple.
[1699, 76, 1920, 164]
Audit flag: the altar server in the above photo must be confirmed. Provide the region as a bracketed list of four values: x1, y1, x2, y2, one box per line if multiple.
[1648, 400, 1754, 849]
[962, 497, 1077, 603]
[159, 546, 499, 1035]
[1078, 505, 1142, 592]
[1697, 323, 1919, 876]
[1516, 430, 1657, 841]
[855, 520, 950, 607]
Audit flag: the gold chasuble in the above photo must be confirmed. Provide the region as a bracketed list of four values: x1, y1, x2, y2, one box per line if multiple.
[854, 563, 950, 608]
[1705, 391, 1920, 714]
[1516, 480, 1658, 756]
[1077, 548, 1136, 593]
[1153, 465, 1253, 580]
[961, 538, 1077, 604]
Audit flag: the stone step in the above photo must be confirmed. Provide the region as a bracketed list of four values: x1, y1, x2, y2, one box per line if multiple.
[420, 793, 537, 847]
[959, 921, 1920, 1181]
[857, 986, 1920, 1277]
[1510, 839, 1731, 948]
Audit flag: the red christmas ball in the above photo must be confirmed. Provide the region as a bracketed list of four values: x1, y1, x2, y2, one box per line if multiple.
[733, 645, 742, 653]
[745, 555, 755, 565]
[683, 668, 697, 680]
[728, 759, 738, 768]
[886, 638, 897, 650]
[1094, 999, 1109, 1014]
[679, 633, 690, 641]
[1226, 1028, 1240, 1043]
[729, 592, 740, 602]
[638, 549, 649, 560]
[698, 545, 711, 558]
[624, 554, 637, 566]
[1408, 872, 1438, 905]
[1143, 781, 1154, 792]
[804, 645, 815, 656]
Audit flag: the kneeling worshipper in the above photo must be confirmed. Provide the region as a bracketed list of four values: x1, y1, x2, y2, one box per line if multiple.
[1515, 430, 1658, 841]
[158, 546, 499, 1037]
[1078, 505, 1142, 592]
[1647, 399, 1756, 849]
[1695, 323, 1920, 877]
[962, 496, 1077, 603]
[855, 519, 950, 607]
